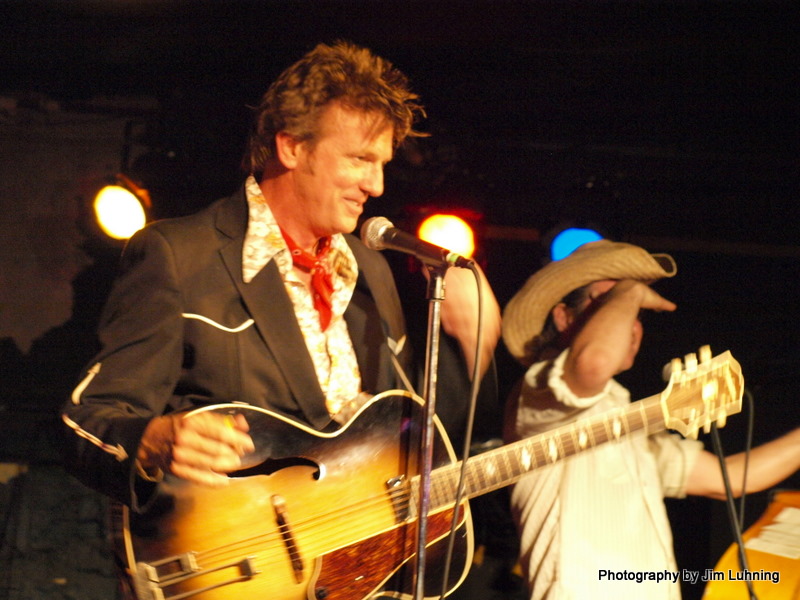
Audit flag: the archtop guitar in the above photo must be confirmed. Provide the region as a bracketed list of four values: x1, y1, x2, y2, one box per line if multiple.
[116, 346, 743, 600]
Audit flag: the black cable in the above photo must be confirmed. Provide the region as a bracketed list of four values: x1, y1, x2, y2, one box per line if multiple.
[710, 395, 758, 600]
[437, 262, 488, 600]
[737, 389, 755, 537]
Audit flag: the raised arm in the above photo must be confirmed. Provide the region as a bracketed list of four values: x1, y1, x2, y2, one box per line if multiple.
[562, 279, 676, 397]
[438, 263, 501, 380]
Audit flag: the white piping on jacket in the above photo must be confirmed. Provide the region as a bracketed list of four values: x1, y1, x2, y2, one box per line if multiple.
[182, 313, 255, 332]
[61, 413, 129, 462]
[71, 361, 101, 404]
[66, 362, 128, 461]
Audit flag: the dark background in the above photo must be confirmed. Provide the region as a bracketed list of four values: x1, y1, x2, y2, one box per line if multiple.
[1, 1, 798, 599]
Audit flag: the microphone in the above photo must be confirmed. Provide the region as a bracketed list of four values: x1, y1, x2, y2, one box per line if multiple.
[360, 216, 473, 268]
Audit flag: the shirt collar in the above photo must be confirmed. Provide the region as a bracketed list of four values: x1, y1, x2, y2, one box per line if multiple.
[241, 175, 356, 284]
[241, 175, 286, 282]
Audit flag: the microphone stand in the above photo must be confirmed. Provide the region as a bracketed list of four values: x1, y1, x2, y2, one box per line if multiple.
[412, 263, 447, 600]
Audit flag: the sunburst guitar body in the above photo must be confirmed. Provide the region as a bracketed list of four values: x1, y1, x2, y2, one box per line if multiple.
[114, 347, 743, 600]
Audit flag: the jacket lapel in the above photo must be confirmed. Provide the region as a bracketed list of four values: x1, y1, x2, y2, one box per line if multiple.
[345, 235, 405, 345]
[215, 190, 331, 429]
[344, 235, 411, 392]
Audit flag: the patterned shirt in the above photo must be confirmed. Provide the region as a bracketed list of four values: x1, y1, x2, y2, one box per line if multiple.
[241, 176, 362, 420]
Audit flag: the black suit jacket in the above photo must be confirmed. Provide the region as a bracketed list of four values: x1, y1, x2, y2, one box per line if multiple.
[62, 187, 413, 507]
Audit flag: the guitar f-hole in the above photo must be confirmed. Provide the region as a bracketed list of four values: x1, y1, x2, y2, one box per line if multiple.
[230, 456, 324, 480]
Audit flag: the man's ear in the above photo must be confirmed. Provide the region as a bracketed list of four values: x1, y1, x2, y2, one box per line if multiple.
[275, 131, 303, 169]
[552, 303, 572, 333]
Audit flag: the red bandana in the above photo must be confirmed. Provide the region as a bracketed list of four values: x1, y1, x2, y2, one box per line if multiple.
[281, 228, 334, 331]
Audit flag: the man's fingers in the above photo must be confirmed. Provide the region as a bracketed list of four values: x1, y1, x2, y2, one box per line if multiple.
[170, 461, 233, 487]
[138, 411, 256, 486]
[163, 412, 256, 483]
[645, 290, 677, 313]
[171, 435, 244, 473]
[180, 412, 255, 455]
[616, 280, 676, 313]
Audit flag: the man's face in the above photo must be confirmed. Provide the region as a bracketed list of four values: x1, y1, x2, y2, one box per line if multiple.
[292, 102, 394, 238]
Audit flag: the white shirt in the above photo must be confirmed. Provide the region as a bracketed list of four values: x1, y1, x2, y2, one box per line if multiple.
[506, 349, 703, 600]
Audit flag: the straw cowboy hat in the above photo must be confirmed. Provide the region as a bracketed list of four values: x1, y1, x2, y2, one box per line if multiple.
[502, 239, 677, 363]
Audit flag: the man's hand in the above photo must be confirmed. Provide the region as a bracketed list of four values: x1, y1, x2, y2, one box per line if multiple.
[137, 411, 255, 486]
[607, 279, 676, 313]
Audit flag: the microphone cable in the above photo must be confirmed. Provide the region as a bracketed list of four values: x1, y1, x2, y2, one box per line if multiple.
[709, 387, 757, 600]
[436, 261, 496, 600]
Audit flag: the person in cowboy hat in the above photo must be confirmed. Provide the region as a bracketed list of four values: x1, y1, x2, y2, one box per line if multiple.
[501, 239, 800, 600]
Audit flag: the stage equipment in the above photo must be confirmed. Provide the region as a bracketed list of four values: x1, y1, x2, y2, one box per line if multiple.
[93, 173, 150, 240]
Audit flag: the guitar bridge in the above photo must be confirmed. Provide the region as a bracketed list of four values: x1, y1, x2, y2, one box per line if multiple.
[134, 553, 258, 600]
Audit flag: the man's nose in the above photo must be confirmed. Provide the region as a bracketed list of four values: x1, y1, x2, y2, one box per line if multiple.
[361, 163, 384, 198]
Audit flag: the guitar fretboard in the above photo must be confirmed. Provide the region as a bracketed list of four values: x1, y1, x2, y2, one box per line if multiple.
[422, 395, 664, 513]
[417, 352, 741, 514]
[399, 351, 741, 520]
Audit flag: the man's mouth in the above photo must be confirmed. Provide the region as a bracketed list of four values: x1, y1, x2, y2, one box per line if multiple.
[345, 197, 365, 213]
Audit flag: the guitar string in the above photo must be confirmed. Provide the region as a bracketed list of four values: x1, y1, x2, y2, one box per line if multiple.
[163, 402, 674, 579]
[201, 401, 673, 567]
[154, 377, 728, 578]
[130, 369, 735, 595]
[169, 417, 669, 589]
[201, 403, 679, 575]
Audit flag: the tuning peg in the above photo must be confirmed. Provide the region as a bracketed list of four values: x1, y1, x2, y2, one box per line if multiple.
[663, 358, 682, 382]
[670, 358, 682, 377]
[684, 353, 698, 373]
[716, 409, 727, 429]
[699, 345, 712, 363]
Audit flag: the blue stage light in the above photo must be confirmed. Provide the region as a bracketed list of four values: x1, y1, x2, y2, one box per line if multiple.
[550, 227, 603, 261]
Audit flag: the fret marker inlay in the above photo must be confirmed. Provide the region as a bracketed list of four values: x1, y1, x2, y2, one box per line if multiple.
[578, 429, 588, 449]
[547, 439, 558, 462]
[521, 448, 532, 470]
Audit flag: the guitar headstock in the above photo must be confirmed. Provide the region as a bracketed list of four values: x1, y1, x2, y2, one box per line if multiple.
[660, 346, 744, 438]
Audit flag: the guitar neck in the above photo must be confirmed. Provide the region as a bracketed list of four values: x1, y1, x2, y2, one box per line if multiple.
[425, 393, 665, 510]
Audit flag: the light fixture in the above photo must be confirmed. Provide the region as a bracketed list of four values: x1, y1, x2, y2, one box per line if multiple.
[549, 227, 603, 261]
[93, 173, 151, 240]
[417, 213, 476, 258]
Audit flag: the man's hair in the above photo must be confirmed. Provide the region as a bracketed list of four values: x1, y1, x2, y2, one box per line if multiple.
[242, 40, 426, 174]
[524, 284, 590, 364]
